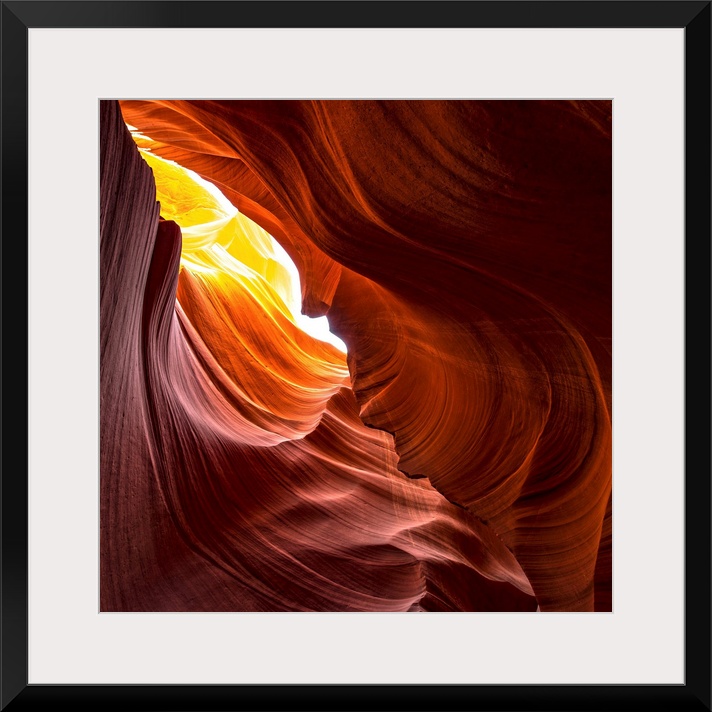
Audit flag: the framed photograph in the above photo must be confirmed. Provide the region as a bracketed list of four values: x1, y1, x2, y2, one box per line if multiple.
[4, 1, 709, 710]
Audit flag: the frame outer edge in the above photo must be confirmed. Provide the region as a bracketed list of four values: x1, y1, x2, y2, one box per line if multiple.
[0, 2, 29, 711]
[685, 3, 712, 708]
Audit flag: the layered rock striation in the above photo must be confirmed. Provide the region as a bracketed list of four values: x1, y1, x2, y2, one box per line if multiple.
[101, 99, 611, 611]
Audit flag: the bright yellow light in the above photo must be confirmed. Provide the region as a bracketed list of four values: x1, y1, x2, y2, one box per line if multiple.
[133, 134, 347, 353]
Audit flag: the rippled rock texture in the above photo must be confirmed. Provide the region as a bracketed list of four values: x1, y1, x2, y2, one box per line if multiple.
[101, 99, 611, 612]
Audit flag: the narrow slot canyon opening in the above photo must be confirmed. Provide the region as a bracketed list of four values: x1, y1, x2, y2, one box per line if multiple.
[128, 124, 348, 356]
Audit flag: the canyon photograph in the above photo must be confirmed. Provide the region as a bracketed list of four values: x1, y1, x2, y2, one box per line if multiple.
[100, 99, 612, 612]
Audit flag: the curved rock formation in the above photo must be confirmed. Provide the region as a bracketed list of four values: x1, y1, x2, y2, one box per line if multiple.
[102, 99, 611, 611]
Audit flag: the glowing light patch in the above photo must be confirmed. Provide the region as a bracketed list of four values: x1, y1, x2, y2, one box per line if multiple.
[132, 129, 347, 353]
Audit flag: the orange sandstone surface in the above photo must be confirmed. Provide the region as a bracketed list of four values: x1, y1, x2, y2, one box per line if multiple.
[101, 99, 611, 611]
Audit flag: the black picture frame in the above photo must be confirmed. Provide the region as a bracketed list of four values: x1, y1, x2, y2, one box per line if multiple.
[2, 2, 709, 710]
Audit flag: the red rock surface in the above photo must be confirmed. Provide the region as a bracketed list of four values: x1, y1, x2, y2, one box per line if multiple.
[102, 99, 611, 611]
